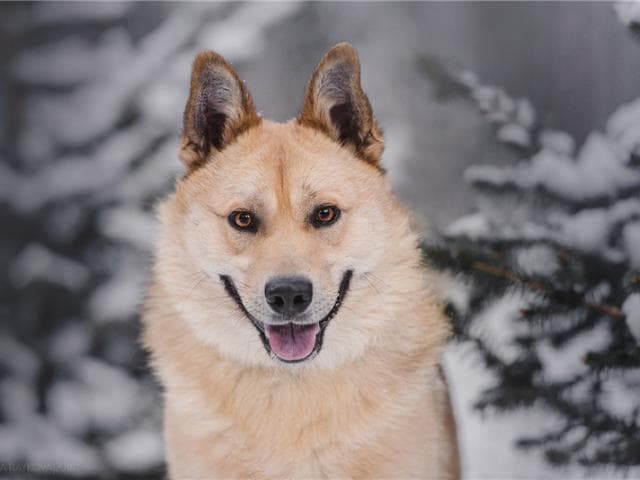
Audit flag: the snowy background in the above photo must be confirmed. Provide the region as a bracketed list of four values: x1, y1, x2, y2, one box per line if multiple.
[1, 2, 639, 479]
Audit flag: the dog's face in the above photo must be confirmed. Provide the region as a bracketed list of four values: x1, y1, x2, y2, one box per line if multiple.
[156, 44, 423, 369]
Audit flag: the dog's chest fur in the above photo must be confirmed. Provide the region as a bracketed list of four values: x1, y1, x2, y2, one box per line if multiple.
[146, 284, 456, 478]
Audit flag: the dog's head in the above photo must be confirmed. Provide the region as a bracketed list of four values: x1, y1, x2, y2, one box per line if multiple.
[156, 44, 431, 369]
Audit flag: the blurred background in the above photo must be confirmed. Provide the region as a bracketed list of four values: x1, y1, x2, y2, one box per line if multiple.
[1, 2, 639, 479]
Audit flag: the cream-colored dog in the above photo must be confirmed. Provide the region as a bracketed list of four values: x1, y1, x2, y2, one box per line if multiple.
[143, 43, 459, 479]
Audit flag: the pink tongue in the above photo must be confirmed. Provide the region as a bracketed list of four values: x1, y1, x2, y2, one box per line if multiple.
[265, 323, 320, 361]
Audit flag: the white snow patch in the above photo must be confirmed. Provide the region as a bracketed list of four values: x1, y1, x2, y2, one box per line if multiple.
[471, 85, 514, 123]
[550, 199, 640, 255]
[514, 245, 558, 277]
[585, 281, 611, 304]
[622, 293, 640, 343]
[539, 129, 575, 156]
[112, 137, 182, 203]
[31, 2, 131, 25]
[21, 6, 209, 149]
[516, 99, 536, 129]
[599, 369, 640, 420]
[446, 212, 491, 239]
[104, 428, 164, 473]
[48, 358, 149, 436]
[9, 243, 89, 290]
[383, 122, 416, 187]
[49, 323, 92, 363]
[89, 261, 147, 323]
[443, 277, 473, 316]
[1, 124, 164, 213]
[13, 29, 133, 87]
[98, 207, 156, 250]
[497, 122, 530, 148]
[465, 133, 640, 201]
[554, 209, 610, 253]
[614, 1, 640, 28]
[468, 291, 531, 364]
[608, 96, 640, 158]
[198, 3, 302, 61]
[536, 322, 611, 383]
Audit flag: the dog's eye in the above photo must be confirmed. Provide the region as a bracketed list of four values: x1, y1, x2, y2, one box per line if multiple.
[229, 211, 258, 232]
[311, 205, 340, 228]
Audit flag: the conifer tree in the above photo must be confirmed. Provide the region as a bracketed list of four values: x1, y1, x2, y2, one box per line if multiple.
[424, 5, 640, 469]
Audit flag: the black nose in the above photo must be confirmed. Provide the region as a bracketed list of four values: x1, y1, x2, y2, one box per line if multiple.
[265, 276, 313, 316]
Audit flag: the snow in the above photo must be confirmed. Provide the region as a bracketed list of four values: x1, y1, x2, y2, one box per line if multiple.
[607, 97, 640, 158]
[461, 75, 535, 147]
[89, 260, 148, 324]
[600, 368, 640, 420]
[104, 428, 165, 474]
[446, 52, 640, 475]
[8, 243, 89, 290]
[622, 293, 640, 343]
[443, 277, 473, 316]
[111, 138, 182, 203]
[468, 291, 532, 364]
[12, 29, 133, 87]
[471, 85, 515, 123]
[514, 245, 559, 277]
[466, 133, 640, 201]
[586, 281, 612, 304]
[446, 212, 491, 239]
[31, 2, 132, 26]
[20, 6, 208, 151]
[48, 358, 150, 436]
[1, 124, 165, 213]
[98, 207, 156, 251]
[516, 99, 536, 129]
[497, 122, 531, 148]
[444, 344, 586, 479]
[552, 198, 640, 255]
[536, 322, 612, 383]
[539, 130, 575, 156]
[614, 1, 640, 28]
[49, 323, 92, 364]
[554, 209, 610, 253]
[198, 3, 303, 61]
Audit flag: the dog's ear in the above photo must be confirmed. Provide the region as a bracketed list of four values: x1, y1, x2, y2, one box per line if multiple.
[298, 43, 384, 166]
[180, 51, 260, 171]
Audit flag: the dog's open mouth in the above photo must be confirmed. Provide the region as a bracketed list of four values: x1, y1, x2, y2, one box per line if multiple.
[220, 270, 352, 363]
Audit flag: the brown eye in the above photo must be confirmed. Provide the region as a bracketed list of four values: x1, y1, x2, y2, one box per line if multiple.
[229, 211, 258, 232]
[311, 205, 340, 228]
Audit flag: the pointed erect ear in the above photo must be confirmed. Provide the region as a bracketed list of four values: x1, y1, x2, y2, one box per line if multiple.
[298, 43, 384, 166]
[180, 51, 260, 171]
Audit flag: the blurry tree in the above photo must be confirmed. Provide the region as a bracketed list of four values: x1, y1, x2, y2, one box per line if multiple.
[423, 4, 640, 470]
[0, 3, 301, 478]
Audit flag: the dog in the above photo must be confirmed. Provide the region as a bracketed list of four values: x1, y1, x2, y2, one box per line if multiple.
[143, 43, 459, 478]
